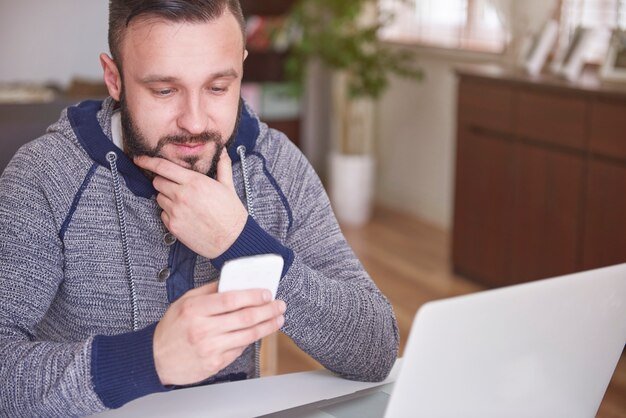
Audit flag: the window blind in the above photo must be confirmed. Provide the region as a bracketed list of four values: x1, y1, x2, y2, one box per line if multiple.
[379, 0, 507, 53]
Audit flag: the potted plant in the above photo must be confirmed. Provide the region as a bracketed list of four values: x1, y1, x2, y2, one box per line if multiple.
[283, 0, 422, 225]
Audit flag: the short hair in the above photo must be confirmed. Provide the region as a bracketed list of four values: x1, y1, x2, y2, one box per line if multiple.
[108, 0, 246, 65]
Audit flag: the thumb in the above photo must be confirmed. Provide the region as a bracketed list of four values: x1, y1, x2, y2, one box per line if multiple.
[185, 281, 219, 298]
[216, 147, 235, 191]
[206, 281, 219, 294]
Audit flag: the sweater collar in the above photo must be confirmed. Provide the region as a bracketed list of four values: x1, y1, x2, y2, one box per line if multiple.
[66, 98, 260, 198]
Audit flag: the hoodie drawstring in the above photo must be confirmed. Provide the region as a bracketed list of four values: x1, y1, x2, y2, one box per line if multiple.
[106, 151, 140, 332]
[237, 145, 255, 218]
[237, 145, 261, 379]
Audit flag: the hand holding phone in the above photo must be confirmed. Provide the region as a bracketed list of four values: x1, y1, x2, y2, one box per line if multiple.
[218, 254, 284, 300]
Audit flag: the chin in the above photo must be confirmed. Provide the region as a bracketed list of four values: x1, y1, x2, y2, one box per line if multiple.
[174, 159, 208, 173]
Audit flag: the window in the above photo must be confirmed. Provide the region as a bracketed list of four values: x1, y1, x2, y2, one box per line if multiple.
[380, 0, 626, 59]
[379, 0, 508, 53]
[557, 0, 626, 63]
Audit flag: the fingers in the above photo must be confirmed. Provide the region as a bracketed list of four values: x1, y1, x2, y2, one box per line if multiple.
[210, 289, 274, 315]
[220, 314, 285, 349]
[156, 191, 174, 214]
[216, 148, 235, 191]
[183, 281, 218, 296]
[153, 175, 179, 199]
[136, 152, 232, 190]
[216, 299, 286, 333]
[180, 288, 274, 317]
[204, 289, 272, 315]
[153, 284, 285, 386]
[175, 281, 219, 305]
[203, 313, 285, 357]
[134, 156, 191, 184]
[205, 281, 219, 293]
[176, 289, 285, 339]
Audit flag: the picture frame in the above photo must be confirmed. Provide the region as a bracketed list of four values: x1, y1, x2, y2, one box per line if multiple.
[523, 20, 559, 76]
[600, 29, 626, 82]
[555, 26, 594, 81]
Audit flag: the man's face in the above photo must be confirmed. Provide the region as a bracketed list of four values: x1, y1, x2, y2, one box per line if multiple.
[114, 12, 245, 176]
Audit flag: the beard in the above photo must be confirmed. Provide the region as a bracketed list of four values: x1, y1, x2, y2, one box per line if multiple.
[119, 90, 237, 178]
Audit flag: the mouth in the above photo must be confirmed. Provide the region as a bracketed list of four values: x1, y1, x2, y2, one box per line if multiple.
[171, 142, 207, 155]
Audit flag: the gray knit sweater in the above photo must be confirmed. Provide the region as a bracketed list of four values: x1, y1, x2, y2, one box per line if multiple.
[0, 98, 399, 417]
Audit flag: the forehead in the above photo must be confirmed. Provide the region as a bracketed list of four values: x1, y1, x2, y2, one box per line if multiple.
[120, 12, 244, 76]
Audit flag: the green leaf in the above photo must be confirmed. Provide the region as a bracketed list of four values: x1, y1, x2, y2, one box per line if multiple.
[285, 0, 423, 99]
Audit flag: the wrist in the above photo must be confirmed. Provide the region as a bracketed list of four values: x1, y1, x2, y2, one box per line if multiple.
[211, 210, 248, 259]
[91, 323, 170, 408]
[211, 215, 293, 275]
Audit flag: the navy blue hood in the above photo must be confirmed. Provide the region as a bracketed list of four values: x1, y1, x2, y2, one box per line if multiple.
[66, 99, 260, 198]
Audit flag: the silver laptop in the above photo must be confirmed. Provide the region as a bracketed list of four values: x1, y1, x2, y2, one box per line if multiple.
[264, 263, 626, 418]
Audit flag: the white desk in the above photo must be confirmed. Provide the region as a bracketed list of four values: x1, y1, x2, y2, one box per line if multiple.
[94, 360, 402, 418]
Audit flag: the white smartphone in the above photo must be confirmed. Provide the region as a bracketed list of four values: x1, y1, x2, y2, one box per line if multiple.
[218, 254, 284, 300]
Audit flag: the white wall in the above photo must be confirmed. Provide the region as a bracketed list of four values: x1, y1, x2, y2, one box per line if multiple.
[0, 1, 109, 87]
[374, 49, 497, 229]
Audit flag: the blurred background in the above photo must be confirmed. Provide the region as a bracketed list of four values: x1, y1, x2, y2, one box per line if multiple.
[1, 1, 625, 416]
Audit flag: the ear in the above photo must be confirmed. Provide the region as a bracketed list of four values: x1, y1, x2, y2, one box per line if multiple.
[243, 49, 248, 61]
[100, 53, 122, 101]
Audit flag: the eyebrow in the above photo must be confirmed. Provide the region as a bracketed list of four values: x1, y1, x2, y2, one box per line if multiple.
[139, 69, 239, 84]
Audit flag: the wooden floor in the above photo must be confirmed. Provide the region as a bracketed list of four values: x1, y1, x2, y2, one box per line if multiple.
[267, 205, 626, 417]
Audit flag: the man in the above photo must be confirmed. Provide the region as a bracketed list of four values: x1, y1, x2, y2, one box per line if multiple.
[0, 0, 399, 416]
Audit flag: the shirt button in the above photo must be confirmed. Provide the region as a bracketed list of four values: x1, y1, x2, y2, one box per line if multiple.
[163, 232, 177, 246]
[157, 267, 171, 282]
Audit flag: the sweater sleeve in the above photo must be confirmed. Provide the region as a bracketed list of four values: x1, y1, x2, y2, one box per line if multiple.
[0, 155, 106, 416]
[0, 151, 166, 416]
[267, 138, 399, 382]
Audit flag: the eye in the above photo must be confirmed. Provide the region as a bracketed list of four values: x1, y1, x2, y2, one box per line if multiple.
[209, 85, 228, 94]
[152, 88, 176, 97]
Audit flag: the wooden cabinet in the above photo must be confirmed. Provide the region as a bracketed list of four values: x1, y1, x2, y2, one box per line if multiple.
[453, 77, 516, 287]
[583, 158, 626, 270]
[453, 65, 626, 286]
[511, 146, 583, 283]
[453, 130, 517, 287]
[516, 90, 587, 150]
[590, 97, 626, 160]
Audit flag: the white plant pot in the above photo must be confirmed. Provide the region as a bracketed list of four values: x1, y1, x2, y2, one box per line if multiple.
[328, 152, 375, 226]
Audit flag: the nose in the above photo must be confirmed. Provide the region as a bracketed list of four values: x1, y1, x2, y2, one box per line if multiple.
[176, 93, 208, 135]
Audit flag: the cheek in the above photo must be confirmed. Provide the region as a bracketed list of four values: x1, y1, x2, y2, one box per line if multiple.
[126, 90, 178, 140]
[213, 94, 241, 137]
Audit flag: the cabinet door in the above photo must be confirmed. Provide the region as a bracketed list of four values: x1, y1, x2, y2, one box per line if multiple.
[516, 90, 587, 151]
[512, 145, 584, 282]
[457, 78, 513, 133]
[452, 128, 517, 287]
[590, 97, 626, 160]
[583, 159, 626, 270]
